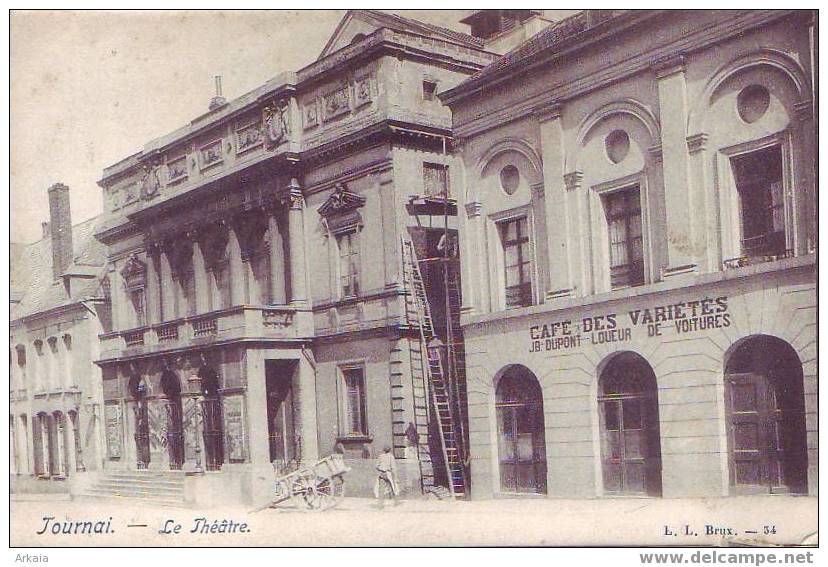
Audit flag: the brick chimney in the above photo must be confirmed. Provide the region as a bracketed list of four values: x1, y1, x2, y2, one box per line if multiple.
[47, 183, 73, 280]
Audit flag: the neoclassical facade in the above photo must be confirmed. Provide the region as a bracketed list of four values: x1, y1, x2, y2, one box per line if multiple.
[10, 184, 110, 495]
[441, 10, 816, 498]
[94, 10, 497, 505]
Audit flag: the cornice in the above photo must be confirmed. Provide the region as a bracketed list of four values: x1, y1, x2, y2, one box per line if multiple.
[452, 10, 800, 140]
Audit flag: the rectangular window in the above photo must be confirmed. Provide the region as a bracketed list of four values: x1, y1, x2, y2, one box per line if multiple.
[341, 367, 367, 436]
[499, 216, 533, 308]
[730, 145, 787, 257]
[422, 80, 437, 101]
[605, 187, 645, 289]
[423, 163, 450, 198]
[337, 231, 360, 298]
[130, 289, 146, 327]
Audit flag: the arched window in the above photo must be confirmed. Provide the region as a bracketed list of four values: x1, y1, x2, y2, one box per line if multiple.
[495, 365, 547, 494]
[598, 352, 662, 496]
[724, 335, 807, 494]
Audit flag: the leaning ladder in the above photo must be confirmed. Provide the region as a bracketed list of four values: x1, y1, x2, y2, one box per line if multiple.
[401, 236, 467, 498]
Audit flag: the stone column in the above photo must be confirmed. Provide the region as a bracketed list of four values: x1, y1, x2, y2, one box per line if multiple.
[536, 102, 575, 299]
[462, 201, 485, 314]
[377, 169, 399, 289]
[10, 421, 17, 475]
[24, 416, 35, 475]
[653, 55, 699, 278]
[190, 234, 210, 315]
[294, 353, 319, 464]
[565, 172, 593, 296]
[158, 248, 175, 321]
[244, 349, 275, 507]
[267, 212, 286, 305]
[228, 225, 247, 306]
[145, 244, 162, 325]
[286, 178, 308, 306]
[66, 415, 77, 473]
[686, 133, 717, 272]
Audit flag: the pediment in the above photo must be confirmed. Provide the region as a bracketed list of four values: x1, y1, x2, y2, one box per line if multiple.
[120, 254, 147, 291]
[319, 11, 382, 59]
[317, 183, 366, 218]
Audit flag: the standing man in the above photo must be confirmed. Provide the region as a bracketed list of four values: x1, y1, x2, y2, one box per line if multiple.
[373, 445, 400, 508]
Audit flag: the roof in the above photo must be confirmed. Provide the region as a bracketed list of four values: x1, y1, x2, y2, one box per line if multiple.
[319, 9, 483, 59]
[444, 10, 630, 100]
[10, 215, 108, 321]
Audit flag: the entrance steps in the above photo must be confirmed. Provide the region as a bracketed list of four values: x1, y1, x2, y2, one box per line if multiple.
[77, 470, 189, 507]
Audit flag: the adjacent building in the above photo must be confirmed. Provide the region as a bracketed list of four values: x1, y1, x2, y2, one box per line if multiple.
[441, 9, 817, 498]
[10, 184, 110, 495]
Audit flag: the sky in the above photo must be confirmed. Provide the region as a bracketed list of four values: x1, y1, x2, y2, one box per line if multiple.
[10, 10, 472, 243]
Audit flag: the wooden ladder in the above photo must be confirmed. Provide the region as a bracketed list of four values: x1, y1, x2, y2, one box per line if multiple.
[401, 236, 467, 498]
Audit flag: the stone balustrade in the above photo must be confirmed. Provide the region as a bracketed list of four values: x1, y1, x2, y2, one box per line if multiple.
[98, 305, 305, 362]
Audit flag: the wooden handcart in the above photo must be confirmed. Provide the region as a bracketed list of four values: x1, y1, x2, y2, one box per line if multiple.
[268, 454, 349, 511]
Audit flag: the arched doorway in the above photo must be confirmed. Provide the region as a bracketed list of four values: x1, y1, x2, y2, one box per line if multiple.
[161, 370, 184, 470]
[199, 367, 224, 471]
[129, 375, 150, 469]
[598, 352, 662, 496]
[725, 335, 807, 494]
[495, 365, 547, 494]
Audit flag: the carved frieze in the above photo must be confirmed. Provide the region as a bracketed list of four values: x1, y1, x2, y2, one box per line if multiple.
[303, 101, 319, 129]
[167, 156, 188, 184]
[236, 122, 263, 154]
[263, 100, 290, 146]
[123, 182, 140, 207]
[322, 82, 351, 121]
[354, 74, 374, 108]
[199, 139, 223, 169]
[141, 163, 168, 200]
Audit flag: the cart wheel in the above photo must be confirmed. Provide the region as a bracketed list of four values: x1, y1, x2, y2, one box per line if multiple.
[291, 471, 321, 510]
[314, 475, 346, 511]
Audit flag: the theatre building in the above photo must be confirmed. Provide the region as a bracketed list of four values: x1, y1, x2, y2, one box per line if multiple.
[10, 184, 110, 495]
[441, 10, 816, 498]
[91, 10, 498, 506]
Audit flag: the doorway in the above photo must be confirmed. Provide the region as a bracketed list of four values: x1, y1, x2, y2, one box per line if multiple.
[725, 335, 807, 494]
[130, 376, 151, 469]
[266, 360, 297, 473]
[598, 352, 662, 496]
[161, 370, 184, 470]
[199, 367, 224, 471]
[495, 365, 547, 494]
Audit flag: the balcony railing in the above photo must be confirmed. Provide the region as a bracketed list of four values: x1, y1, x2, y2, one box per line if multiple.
[192, 316, 218, 338]
[98, 305, 305, 361]
[723, 249, 794, 270]
[156, 322, 179, 342]
[123, 329, 146, 347]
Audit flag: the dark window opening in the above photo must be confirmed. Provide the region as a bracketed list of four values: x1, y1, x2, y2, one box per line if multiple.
[342, 367, 367, 436]
[605, 187, 645, 289]
[422, 80, 438, 101]
[731, 146, 787, 258]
